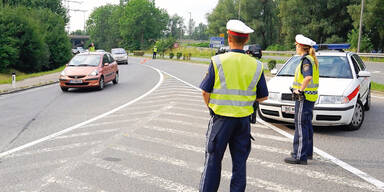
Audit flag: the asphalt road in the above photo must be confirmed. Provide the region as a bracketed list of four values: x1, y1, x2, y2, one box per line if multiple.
[0, 57, 383, 191]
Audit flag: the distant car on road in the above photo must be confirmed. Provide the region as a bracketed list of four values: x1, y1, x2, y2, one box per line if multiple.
[59, 52, 119, 92]
[216, 44, 262, 59]
[244, 44, 262, 59]
[72, 47, 85, 55]
[258, 44, 371, 131]
[111, 48, 128, 65]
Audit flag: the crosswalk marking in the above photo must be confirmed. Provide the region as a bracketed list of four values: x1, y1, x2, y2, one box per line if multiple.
[123, 133, 379, 191]
[89, 157, 198, 192]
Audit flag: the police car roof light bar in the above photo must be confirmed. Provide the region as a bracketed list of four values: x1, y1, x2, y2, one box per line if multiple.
[313, 44, 351, 51]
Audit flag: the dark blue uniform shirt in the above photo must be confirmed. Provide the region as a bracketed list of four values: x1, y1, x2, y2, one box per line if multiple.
[200, 49, 269, 99]
[301, 54, 313, 77]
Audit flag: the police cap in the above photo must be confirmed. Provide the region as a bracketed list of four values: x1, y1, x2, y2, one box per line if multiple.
[226, 19, 254, 37]
[295, 34, 316, 46]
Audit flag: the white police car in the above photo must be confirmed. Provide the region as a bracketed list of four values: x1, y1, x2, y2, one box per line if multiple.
[259, 44, 371, 130]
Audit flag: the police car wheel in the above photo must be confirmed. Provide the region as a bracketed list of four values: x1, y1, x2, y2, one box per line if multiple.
[345, 100, 364, 131]
[364, 87, 371, 111]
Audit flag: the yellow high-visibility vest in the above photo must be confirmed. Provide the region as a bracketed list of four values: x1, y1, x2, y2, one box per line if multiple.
[208, 52, 263, 117]
[292, 55, 319, 102]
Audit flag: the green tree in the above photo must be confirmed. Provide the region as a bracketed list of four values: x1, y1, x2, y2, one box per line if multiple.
[120, 0, 169, 50]
[348, 0, 384, 51]
[0, 6, 49, 73]
[207, 0, 236, 38]
[279, 0, 357, 48]
[191, 23, 209, 40]
[166, 14, 185, 39]
[87, 5, 122, 51]
[3, 0, 68, 23]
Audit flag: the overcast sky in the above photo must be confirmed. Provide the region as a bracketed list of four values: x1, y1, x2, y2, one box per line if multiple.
[66, 0, 219, 32]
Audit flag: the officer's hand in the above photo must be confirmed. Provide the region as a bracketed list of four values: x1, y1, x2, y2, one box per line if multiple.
[293, 89, 300, 95]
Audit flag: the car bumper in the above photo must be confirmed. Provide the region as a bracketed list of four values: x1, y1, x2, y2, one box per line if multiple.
[259, 102, 355, 126]
[59, 76, 100, 88]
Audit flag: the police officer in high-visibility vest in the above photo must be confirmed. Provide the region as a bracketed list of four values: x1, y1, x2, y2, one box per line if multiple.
[153, 45, 157, 59]
[199, 20, 269, 192]
[284, 34, 319, 165]
[89, 42, 95, 52]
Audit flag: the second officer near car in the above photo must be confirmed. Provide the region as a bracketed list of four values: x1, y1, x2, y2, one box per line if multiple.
[284, 34, 319, 165]
[199, 19, 269, 192]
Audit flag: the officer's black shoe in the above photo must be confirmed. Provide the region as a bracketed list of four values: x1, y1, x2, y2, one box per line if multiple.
[290, 152, 313, 160]
[284, 157, 307, 165]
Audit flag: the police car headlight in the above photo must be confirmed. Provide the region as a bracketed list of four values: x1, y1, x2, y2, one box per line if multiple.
[318, 95, 348, 104]
[268, 92, 280, 102]
[88, 69, 99, 76]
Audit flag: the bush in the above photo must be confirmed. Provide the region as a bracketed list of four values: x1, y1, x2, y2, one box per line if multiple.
[176, 52, 182, 59]
[133, 51, 145, 56]
[268, 60, 277, 70]
[169, 52, 174, 59]
[155, 38, 176, 53]
[266, 44, 291, 51]
[348, 29, 373, 52]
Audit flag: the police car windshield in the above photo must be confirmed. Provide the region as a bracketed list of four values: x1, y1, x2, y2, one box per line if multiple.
[277, 56, 353, 79]
[68, 55, 100, 66]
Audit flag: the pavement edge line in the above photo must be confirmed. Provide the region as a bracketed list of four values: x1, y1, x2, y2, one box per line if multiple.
[0, 65, 164, 159]
[159, 66, 384, 190]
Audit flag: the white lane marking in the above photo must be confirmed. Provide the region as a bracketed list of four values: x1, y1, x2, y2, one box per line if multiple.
[152, 118, 207, 128]
[3, 141, 102, 159]
[161, 111, 208, 120]
[0, 66, 164, 159]
[372, 71, 381, 73]
[172, 106, 208, 114]
[123, 133, 376, 191]
[89, 157, 198, 192]
[258, 118, 384, 190]
[251, 132, 291, 142]
[45, 176, 103, 192]
[104, 111, 156, 118]
[372, 94, 384, 99]
[80, 118, 141, 128]
[111, 145, 302, 192]
[53, 128, 120, 140]
[151, 66, 384, 191]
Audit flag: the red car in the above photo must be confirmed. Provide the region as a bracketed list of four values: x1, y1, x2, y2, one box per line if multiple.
[59, 52, 119, 92]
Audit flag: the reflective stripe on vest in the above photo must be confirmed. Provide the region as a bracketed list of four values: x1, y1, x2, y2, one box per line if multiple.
[208, 52, 263, 117]
[292, 55, 319, 102]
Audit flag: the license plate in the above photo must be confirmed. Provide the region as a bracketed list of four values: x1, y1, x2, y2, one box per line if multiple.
[69, 79, 83, 84]
[282, 106, 295, 114]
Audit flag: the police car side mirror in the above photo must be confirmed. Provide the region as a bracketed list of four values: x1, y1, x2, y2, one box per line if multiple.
[271, 68, 278, 75]
[358, 71, 370, 78]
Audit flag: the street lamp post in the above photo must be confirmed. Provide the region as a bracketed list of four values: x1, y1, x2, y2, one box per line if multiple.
[357, 0, 365, 53]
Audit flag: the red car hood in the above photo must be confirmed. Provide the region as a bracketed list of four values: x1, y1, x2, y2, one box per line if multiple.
[64, 66, 97, 76]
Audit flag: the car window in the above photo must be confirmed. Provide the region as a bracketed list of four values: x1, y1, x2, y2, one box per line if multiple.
[107, 54, 115, 63]
[352, 54, 366, 71]
[350, 55, 361, 75]
[103, 54, 109, 64]
[111, 49, 126, 54]
[68, 55, 100, 66]
[277, 56, 352, 78]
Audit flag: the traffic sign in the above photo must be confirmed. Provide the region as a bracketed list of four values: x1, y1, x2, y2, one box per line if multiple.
[210, 37, 224, 48]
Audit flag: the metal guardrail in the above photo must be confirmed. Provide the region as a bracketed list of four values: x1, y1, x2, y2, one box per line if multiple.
[263, 50, 384, 58]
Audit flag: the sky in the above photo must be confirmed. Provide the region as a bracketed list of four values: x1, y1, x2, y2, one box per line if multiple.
[66, 0, 219, 32]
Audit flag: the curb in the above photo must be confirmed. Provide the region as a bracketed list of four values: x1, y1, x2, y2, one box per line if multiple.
[0, 80, 59, 96]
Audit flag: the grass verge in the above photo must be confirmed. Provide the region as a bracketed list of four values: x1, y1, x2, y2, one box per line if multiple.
[372, 82, 384, 92]
[0, 65, 65, 85]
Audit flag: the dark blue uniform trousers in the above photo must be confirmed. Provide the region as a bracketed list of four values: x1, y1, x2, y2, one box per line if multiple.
[199, 115, 251, 192]
[292, 99, 314, 161]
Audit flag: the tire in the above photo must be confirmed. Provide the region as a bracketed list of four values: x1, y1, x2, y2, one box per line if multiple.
[126, 59, 129, 65]
[345, 100, 364, 131]
[60, 87, 68, 92]
[113, 72, 119, 84]
[98, 76, 104, 90]
[364, 87, 371, 111]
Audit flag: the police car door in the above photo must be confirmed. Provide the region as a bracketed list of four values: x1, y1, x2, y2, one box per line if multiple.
[351, 54, 370, 101]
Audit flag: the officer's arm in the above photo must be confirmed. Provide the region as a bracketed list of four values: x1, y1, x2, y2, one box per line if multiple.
[300, 76, 312, 91]
[256, 96, 268, 102]
[202, 91, 211, 106]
